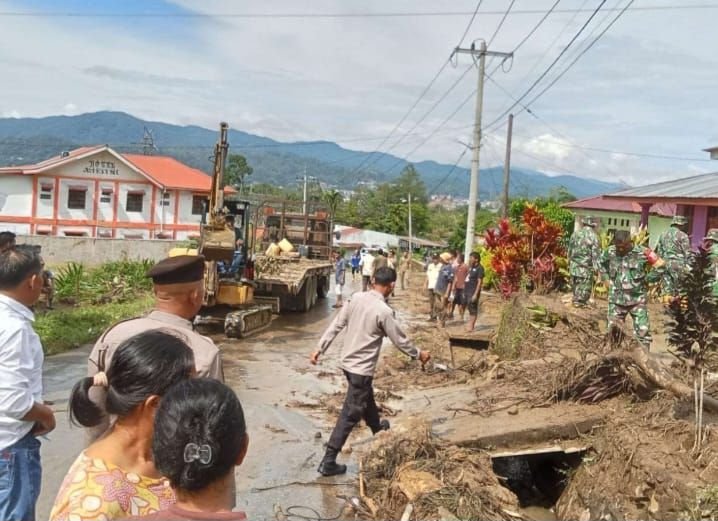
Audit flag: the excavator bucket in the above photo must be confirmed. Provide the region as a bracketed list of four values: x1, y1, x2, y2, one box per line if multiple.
[199, 226, 236, 262]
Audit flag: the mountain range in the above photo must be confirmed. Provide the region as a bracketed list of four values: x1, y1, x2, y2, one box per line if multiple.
[0, 111, 622, 199]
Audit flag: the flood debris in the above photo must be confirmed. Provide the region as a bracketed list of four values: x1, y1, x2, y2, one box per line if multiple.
[359, 425, 521, 520]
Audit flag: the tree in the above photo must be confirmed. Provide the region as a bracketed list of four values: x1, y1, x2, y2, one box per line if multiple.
[225, 154, 253, 192]
[322, 189, 343, 237]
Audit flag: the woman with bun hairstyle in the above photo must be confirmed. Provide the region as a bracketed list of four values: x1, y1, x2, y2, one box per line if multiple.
[128, 378, 249, 520]
[50, 330, 195, 520]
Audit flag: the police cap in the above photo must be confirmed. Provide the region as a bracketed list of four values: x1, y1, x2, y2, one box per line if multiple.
[146, 255, 205, 285]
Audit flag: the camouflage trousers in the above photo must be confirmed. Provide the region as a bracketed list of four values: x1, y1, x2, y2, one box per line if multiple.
[659, 260, 685, 298]
[608, 301, 651, 349]
[571, 275, 594, 305]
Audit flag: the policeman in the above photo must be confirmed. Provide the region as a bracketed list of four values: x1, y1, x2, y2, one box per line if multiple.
[655, 215, 691, 302]
[600, 230, 664, 349]
[86, 255, 224, 440]
[568, 216, 601, 307]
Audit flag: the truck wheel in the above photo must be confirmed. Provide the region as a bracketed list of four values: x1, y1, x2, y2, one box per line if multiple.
[317, 276, 329, 299]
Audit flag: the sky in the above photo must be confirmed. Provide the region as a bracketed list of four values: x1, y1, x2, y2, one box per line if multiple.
[0, 0, 716, 186]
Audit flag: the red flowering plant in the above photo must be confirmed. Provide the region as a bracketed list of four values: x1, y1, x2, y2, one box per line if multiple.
[484, 205, 566, 297]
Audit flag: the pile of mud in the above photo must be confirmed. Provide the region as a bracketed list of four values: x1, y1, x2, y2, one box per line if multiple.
[359, 426, 520, 521]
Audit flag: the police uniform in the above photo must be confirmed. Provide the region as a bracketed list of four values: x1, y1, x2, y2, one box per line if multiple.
[86, 255, 224, 441]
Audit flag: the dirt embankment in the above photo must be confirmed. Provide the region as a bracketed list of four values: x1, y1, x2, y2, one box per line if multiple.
[301, 271, 718, 520]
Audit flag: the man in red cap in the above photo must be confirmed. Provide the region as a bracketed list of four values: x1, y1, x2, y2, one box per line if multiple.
[85, 255, 224, 440]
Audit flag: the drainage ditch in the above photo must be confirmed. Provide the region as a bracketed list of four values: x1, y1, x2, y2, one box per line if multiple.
[491, 447, 588, 520]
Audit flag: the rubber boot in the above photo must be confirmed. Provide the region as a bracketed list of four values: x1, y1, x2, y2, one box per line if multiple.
[371, 419, 390, 435]
[317, 446, 347, 476]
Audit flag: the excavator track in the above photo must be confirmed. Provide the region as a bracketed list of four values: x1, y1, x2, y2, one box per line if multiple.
[224, 305, 273, 338]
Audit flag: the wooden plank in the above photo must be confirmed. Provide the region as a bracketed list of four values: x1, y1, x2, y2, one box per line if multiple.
[434, 405, 606, 449]
[489, 444, 589, 459]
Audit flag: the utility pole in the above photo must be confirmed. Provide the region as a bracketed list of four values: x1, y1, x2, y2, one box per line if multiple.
[408, 192, 413, 254]
[453, 42, 513, 260]
[502, 113, 514, 219]
[297, 169, 316, 215]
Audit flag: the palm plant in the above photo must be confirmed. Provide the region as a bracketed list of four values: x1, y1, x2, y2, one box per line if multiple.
[666, 246, 718, 451]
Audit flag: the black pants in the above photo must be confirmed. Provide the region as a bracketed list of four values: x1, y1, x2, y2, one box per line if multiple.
[362, 275, 371, 291]
[327, 370, 380, 453]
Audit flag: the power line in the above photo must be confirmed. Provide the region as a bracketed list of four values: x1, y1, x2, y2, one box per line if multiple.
[427, 148, 469, 196]
[347, 0, 483, 175]
[521, 0, 635, 110]
[487, 0, 517, 46]
[375, 0, 565, 175]
[0, 4, 715, 18]
[482, 0, 609, 132]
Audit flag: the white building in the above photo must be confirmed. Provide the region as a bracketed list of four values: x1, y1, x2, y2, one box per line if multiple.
[0, 145, 230, 240]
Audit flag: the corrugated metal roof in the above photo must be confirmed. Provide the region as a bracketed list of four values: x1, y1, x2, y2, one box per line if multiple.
[564, 195, 675, 216]
[608, 172, 718, 199]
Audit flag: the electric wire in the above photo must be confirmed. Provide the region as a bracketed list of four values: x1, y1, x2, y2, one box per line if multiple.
[347, 0, 483, 175]
[482, 0, 609, 131]
[376, 0, 564, 176]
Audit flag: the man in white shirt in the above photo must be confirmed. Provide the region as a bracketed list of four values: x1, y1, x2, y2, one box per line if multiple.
[0, 246, 55, 521]
[360, 251, 375, 292]
[425, 254, 441, 320]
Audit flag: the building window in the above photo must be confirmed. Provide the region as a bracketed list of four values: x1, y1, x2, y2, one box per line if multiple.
[67, 189, 86, 210]
[192, 196, 207, 215]
[100, 188, 113, 204]
[40, 184, 53, 201]
[161, 192, 171, 207]
[126, 192, 144, 213]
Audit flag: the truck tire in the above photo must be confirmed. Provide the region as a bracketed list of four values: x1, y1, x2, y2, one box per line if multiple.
[317, 276, 329, 299]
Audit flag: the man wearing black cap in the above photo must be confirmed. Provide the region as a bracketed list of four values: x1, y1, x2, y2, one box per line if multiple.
[85, 255, 224, 440]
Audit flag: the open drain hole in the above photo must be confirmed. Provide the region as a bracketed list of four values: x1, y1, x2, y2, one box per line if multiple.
[491, 447, 587, 509]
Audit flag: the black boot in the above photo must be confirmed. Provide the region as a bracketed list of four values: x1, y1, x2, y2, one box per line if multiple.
[371, 419, 390, 435]
[317, 447, 347, 476]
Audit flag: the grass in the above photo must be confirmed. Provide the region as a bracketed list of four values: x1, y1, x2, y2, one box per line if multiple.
[35, 295, 154, 355]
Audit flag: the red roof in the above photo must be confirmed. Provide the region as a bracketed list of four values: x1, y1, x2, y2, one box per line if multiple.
[564, 195, 675, 217]
[0, 146, 234, 193]
[122, 154, 215, 191]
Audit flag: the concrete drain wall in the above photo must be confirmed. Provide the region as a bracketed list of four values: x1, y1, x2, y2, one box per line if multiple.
[491, 447, 588, 518]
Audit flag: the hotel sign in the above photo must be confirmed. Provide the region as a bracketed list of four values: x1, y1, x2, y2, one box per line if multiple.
[83, 160, 120, 176]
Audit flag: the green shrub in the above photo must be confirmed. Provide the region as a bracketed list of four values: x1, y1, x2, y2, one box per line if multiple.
[54, 259, 154, 305]
[35, 296, 154, 355]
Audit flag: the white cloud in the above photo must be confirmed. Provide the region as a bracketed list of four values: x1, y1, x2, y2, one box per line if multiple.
[0, 0, 716, 186]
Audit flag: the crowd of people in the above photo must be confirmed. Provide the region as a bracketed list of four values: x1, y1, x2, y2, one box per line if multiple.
[0, 237, 432, 520]
[568, 215, 718, 350]
[424, 250, 485, 332]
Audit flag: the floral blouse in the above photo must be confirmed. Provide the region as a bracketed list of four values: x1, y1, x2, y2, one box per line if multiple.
[50, 452, 176, 520]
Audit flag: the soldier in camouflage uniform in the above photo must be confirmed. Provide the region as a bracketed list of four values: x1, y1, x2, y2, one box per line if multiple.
[600, 230, 663, 349]
[704, 229, 718, 298]
[568, 216, 601, 307]
[655, 215, 691, 302]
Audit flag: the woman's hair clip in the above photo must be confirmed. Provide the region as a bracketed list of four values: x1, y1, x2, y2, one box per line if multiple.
[183, 442, 212, 465]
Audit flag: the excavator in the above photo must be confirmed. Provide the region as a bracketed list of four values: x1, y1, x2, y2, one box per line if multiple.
[170, 122, 273, 337]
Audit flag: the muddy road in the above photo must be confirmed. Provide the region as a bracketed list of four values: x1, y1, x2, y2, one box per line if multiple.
[37, 277, 371, 521]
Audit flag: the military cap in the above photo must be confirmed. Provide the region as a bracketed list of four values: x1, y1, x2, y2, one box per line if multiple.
[582, 216, 597, 227]
[146, 255, 205, 285]
[705, 229, 718, 243]
[671, 215, 688, 227]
